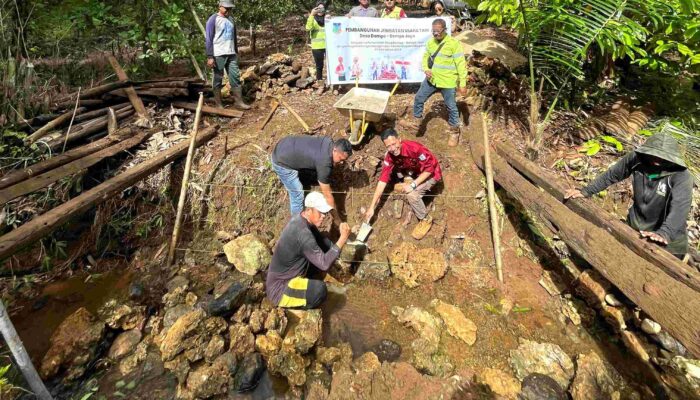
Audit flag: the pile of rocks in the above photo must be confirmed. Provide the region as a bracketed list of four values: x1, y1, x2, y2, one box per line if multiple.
[241, 53, 321, 100]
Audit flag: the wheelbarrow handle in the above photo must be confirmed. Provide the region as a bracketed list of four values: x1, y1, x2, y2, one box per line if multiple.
[389, 80, 401, 97]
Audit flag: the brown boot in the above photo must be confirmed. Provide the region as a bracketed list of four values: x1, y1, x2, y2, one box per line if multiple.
[398, 114, 421, 133]
[212, 87, 223, 108]
[411, 215, 433, 240]
[448, 126, 461, 147]
[231, 87, 251, 110]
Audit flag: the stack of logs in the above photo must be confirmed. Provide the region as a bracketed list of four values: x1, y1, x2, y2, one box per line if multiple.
[240, 53, 319, 100]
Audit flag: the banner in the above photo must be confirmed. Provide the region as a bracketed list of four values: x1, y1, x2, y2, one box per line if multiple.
[324, 17, 450, 85]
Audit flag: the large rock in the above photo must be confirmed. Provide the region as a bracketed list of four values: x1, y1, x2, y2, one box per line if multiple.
[570, 352, 621, 400]
[206, 282, 247, 317]
[230, 323, 256, 358]
[160, 308, 207, 362]
[184, 352, 237, 399]
[395, 306, 443, 346]
[263, 307, 288, 335]
[40, 307, 105, 380]
[164, 304, 194, 329]
[520, 373, 568, 400]
[283, 309, 322, 354]
[98, 299, 147, 330]
[223, 234, 271, 276]
[477, 368, 521, 399]
[352, 352, 381, 373]
[232, 352, 265, 393]
[509, 338, 575, 390]
[108, 329, 143, 360]
[410, 338, 454, 378]
[268, 348, 309, 386]
[355, 261, 391, 282]
[255, 330, 283, 358]
[372, 339, 401, 362]
[389, 243, 447, 288]
[430, 299, 477, 346]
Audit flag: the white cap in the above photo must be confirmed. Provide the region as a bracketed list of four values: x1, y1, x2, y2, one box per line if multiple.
[305, 192, 333, 213]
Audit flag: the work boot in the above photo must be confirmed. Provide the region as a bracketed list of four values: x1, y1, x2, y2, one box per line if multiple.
[411, 215, 433, 240]
[448, 126, 461, 147]
[231, 86, 252, 110]
[212, 87, 223, 108]
[398, 114, 421, 133]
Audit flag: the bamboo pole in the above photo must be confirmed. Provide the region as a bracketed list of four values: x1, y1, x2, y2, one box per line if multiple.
[166, 93, 205, 268]
[278, 98, 309, 132]
[481, 112, 504, 283]
[25, 106, 87, 144]
[0, 301, 53, 400]
[258, 98, 279, 131]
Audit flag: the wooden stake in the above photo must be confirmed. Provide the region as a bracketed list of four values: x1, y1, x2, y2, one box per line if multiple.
[258, 98, 279, 131]
[107, 108, 118, 135]
[167, 93, 205, 268]
[0, 301, 53, 400]
[278, 98, 309, 132]
[106, 55, 149, 121]
[481, 112, 504, 283]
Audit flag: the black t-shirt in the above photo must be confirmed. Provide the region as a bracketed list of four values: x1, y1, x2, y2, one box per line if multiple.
[272, 136, 334, 184]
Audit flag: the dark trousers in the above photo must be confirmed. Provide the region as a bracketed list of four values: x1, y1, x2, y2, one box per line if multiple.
[312, 49, 325, 81]
[213, 54, 241, 89]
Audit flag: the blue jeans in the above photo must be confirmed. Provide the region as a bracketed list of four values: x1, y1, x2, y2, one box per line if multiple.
[272, 159, 304, 215]
[413, 79, 459, 127]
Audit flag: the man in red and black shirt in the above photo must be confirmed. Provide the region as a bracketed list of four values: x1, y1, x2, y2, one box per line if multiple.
[364, 128, 442, 240]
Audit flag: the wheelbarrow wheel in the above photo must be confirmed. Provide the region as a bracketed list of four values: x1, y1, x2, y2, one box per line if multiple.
[349, 119, 363, 145]
[460, 20, 475, 31]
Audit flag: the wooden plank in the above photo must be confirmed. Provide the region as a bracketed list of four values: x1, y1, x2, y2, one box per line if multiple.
[0, 129, 152, 206]
[107, 55, 149, 119]
[25, 107, 87, 144]
[44, 108, 135, 150]
[0, 136, 126, 190]
[171, 102, 243, 118]
[468, 112, 700, 356]
[493, 140, 700, 292]
[53, 81, 127, 106]
[0, 125, 219, 262]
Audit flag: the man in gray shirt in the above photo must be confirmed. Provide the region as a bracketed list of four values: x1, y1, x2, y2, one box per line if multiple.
[347, 0, 379, 17]
[266, 192, 351, 308]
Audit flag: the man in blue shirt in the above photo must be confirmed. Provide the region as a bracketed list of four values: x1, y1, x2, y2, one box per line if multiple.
[205, 1, 251, 110]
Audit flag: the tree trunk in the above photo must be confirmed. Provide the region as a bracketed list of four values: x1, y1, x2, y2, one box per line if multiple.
[467, 112, 700, 357]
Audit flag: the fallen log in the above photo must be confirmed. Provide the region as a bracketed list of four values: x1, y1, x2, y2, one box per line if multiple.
[109, 87, 190, 98]
[171, 102, 243, 118]
[73, 103, 131, 124]
[107, 55, 149, 121]
[25, 107, 87, 144]
[0, 125, 219, 262]
[0, 128, 154, 206]
[493, 140, 700, 292]
[468, 112, 700, 356]
[136, 81, 189, 89]
[53, 81, 127, 106]
[0, 135, 127, 190]
[44, 108, 135, 150]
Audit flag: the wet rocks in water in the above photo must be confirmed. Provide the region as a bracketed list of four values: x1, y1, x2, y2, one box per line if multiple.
[98, 299, 147, 330]
[108, 329, 143, 360]
[411, 338, 454, 378]
[206, 282, 247, 317]
[394, 306, 443, 346]
[233, 352, 265, 393]
[230, 323, 256, 358]
[519, 373, 568, 400]
[222, 234, 271, 276]
[570, 352, 622, 400]
[40, 307, 106, 380]
[355, 261, 391, 282]
[477, 367, 521, 399]
[352, 352, 381, 373]
[372, 339, 401, 362]
[509, 338, 575, 390]
[430, 299, 477, 346]
[389, 243, 447, 288]
[283, 309, 322, 354]
[128, 281, 145, 300]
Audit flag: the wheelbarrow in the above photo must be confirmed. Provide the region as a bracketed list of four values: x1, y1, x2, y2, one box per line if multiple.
[333, 81, 400, 145]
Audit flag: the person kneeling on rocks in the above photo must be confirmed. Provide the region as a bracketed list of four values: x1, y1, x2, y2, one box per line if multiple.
[364, 128, 442, 240]
[266, 192, 351, 309]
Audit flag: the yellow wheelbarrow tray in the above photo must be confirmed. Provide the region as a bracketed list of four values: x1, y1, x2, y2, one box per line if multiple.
[333, 82, 400, 145]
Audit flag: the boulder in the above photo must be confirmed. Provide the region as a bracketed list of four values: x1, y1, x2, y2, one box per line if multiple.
[268, 348, 309, 386]
[164, 304, 194, 329]
[232, 352, 265, 393]
[160, 308, 206, 362]
[477, 367, 521, 399]
[519, 373, 568, 400]
[389, 243, 447, 288]
[206, 282, 247, 317]
[355, 261, 391, 282]
[267, 53, 292, 65]
[430, 299, 477, 346]
[163, 353, 191, 384]
[372, 339, 401, 362]
[108, 329, 143, 360]
[283, 309, 322, 354]
[509, 338, 575, 390]
[248, 308, 267, 334]
[570, 352, 621, 400]
[230, 323, 256, 358]
[119, 341, 149, 376]
[255, 330, 283, 359]
[204, 335, 226, 363]
[395, 306, 443, 346]
[184, 352, 237, 399]
[40, 307, 105, 380]
[223, 234, 271, 276]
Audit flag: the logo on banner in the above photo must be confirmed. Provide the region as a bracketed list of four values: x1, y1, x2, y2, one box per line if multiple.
[333, 22, 342, 34]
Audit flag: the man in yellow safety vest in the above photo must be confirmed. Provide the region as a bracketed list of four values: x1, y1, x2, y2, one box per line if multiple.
[306, 2, 328, 82]
[381, 0, 407, 18]
[400, 18, 467, 146]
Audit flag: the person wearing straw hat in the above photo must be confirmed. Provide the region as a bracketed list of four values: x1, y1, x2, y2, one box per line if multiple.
[266, 192, 351, 309]
[565, 133, 694, 258]
[364, 128, 442, 240]
[205, 0, 251, 110]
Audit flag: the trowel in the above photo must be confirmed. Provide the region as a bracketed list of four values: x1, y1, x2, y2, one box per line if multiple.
[356, 222, 373, 243]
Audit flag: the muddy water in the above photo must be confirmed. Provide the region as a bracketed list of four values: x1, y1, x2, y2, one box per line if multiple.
[11, 270, 133, 364]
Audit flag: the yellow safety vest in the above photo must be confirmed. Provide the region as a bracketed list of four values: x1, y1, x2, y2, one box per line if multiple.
[306, 14, 326, 50]
[381, 6, 405, 19]
[421, 35, 467, 88]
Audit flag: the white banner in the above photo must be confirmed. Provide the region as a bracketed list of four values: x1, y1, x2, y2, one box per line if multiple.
[324, 17, 450, 85]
